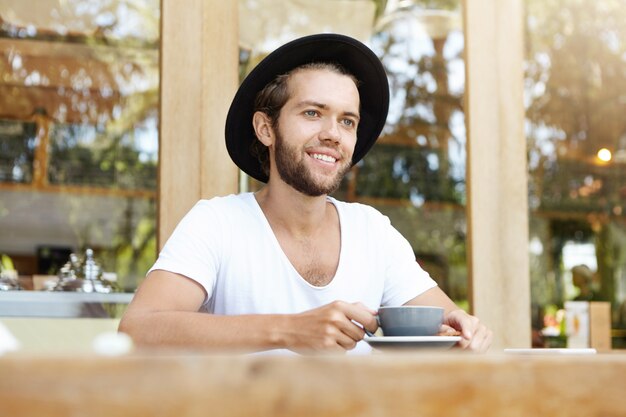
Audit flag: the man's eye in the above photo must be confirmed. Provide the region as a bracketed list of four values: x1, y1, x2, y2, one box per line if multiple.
[342, 119, 355, 127]
[304, 110, 318, 117]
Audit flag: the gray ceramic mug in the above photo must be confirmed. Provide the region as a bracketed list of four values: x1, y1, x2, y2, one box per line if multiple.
[377, 306, 444, 336]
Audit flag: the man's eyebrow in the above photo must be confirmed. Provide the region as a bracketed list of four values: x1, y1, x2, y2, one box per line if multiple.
[295, 100, 360, 120]
[295, 100, 328, 109]
[344, 111, 361, 121]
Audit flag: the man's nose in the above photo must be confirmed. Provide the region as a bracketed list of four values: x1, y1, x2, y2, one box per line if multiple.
[320, 119, 341, 143]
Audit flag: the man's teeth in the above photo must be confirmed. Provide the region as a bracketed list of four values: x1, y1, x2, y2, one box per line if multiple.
[312, 153, 336, 163]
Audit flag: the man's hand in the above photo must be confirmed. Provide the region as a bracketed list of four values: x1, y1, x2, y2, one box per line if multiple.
[444, 309, 493, 353]
[281, 301, 378, 353]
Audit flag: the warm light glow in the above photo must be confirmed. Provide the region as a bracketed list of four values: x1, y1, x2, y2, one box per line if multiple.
[597, 148, 612, 162]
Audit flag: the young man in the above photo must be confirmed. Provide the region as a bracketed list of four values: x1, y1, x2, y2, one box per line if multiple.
[119, 33, 492, 353]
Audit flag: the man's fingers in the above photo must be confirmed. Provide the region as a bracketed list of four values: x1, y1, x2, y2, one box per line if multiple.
[438, 324, 461, 336]
[336, 331, 360, 350]
[469, 326, 493, 352]
[296, 301, 379, 352]
[444, 309, 492, 352]
[343, 302, 378, 333]
[320, 302, 372, 345]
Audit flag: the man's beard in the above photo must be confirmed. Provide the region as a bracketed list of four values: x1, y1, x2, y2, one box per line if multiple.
[273, 130, 352, 197]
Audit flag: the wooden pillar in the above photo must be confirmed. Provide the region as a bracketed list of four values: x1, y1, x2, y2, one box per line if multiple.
[159, 0, 239, 248]
[464, 0, 531, 349]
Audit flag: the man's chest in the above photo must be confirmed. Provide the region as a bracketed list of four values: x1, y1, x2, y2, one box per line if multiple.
[278, 234, 340, 287]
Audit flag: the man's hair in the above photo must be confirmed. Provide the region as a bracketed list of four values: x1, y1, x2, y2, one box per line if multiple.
[250, 62, 358, 178]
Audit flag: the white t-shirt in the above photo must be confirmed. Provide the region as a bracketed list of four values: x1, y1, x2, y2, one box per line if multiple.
[150, 193, 437, 353]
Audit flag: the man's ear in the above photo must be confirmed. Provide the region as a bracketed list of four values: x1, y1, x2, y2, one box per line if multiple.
[252, 111, 274, 146]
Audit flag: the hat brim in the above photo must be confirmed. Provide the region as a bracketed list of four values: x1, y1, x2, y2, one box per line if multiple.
[225, 33, 390, 183]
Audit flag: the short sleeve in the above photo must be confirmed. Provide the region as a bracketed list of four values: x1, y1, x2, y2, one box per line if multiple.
[148, 200, 225, 300]
[378, 216, 438, 306]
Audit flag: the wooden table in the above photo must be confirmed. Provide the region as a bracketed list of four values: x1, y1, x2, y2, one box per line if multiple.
[1, 351, 624, 417]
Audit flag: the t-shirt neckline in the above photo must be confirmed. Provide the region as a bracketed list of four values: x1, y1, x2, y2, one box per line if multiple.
[245, 192, 344, 290]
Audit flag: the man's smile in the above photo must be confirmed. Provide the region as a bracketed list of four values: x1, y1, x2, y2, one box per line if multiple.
[310, 153, 337, 163]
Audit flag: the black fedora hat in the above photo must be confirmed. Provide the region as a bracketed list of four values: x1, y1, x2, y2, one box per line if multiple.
[225, 33, 390, 183]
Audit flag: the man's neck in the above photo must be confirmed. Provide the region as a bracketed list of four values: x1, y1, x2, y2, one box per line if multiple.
[254, 181, 332, 238]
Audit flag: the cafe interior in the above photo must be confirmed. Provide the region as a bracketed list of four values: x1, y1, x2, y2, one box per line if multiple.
[0, 0, 625, 415]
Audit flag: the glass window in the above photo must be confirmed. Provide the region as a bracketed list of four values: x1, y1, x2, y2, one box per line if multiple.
[0, 1, 160, 293]
[239, 0, 469, 308]
[0, 120, 36, 183]
[525, 0, 626, 348]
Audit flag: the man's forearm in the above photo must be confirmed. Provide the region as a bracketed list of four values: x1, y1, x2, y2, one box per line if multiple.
[404, 286, 460, 314]
[119, 311, 291, 352]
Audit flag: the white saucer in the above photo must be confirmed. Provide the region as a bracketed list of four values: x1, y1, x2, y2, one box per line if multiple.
[364, 335, 461, 350]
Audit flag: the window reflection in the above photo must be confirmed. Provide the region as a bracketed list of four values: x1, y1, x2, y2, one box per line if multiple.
[0, 1, 159, 294]
[0, 120, 36, 183]
[48, 117, 157, 190]
[525, 0, 626, 348]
